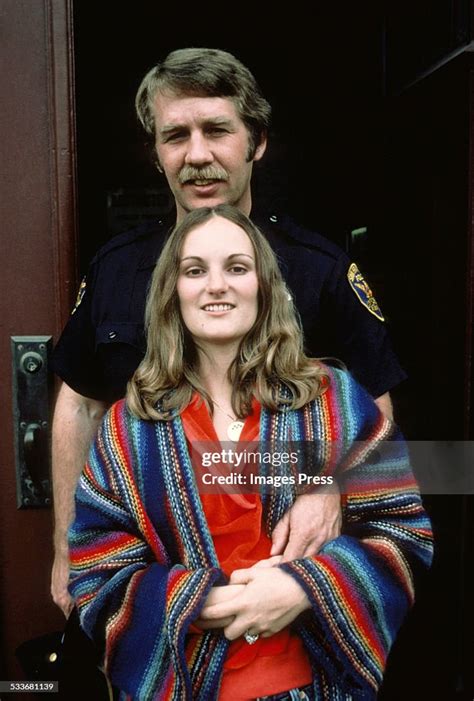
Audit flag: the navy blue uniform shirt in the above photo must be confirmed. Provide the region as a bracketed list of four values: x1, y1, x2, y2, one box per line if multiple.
[51, 212, 406, 402]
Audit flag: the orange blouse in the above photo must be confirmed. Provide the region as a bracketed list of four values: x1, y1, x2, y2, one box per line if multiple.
[181, 395, 312, 701]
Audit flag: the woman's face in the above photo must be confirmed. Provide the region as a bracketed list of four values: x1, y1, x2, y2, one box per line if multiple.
[177, 215, 259, 351]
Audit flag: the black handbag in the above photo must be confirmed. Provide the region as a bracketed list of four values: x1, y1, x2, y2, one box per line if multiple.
[16, 609, 113, 700]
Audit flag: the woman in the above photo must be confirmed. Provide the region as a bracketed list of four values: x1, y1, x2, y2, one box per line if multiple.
[68, 205, 433, 700]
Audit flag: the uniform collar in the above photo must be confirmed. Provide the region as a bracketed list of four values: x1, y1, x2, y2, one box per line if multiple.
[137, 212, 176, 270]
[135, 206, 318, 271]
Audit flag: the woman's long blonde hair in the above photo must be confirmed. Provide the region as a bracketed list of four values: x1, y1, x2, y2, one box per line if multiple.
[127, 205, 327, 420]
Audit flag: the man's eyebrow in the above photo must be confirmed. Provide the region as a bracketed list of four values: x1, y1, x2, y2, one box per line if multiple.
[159, 123, 186, 137]
[159, 117, 235, 136]
[204, 117, 234, 127]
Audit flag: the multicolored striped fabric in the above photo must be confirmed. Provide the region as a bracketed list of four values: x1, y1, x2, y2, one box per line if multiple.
[68, 367, 433, 700]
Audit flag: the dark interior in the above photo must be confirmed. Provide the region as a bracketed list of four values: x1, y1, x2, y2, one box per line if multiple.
[72, 3, 474, 697]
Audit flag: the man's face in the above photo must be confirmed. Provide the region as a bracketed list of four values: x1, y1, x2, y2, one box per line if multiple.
[152, 91, 266, 221]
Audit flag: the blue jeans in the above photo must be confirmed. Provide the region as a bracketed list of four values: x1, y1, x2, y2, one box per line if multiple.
[255, 682, 314, 700]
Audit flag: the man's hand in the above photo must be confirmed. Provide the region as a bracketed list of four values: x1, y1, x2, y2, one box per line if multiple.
[51, 547, 74, 618]
[51, 382, 108, 616]
[270, 487, 342, 561]
[199, 567, 310, 640]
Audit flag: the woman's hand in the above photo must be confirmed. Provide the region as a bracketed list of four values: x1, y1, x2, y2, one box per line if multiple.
[198, 566, 310, 640]
[193, 583, 245, 630]
[248, 555, 283, 569]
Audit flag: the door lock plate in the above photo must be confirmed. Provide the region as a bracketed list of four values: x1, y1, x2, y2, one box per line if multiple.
[11, 336, 53, 508]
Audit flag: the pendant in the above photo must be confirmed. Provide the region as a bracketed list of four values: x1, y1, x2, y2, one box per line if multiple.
[227, 420, 245, 442]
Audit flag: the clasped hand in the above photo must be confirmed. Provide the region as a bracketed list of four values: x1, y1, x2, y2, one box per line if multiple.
[195, 557, 310, 641]
[195, 488, 341, 640]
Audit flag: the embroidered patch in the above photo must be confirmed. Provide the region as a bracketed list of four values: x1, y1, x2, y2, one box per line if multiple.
[347, 263, 384, 321]
[71, 277, 87, 315]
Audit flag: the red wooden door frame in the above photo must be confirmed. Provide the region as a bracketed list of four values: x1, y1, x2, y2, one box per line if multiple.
[0, 0, 78, 682]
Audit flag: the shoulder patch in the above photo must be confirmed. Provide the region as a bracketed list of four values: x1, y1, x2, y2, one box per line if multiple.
[71, 276, 87, 315]
[347, 263, 384, 321]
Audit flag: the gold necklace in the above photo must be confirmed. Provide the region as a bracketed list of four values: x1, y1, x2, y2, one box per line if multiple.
[211, 399, 245, 442]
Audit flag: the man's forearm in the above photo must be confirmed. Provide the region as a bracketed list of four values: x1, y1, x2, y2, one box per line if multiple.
[52, 383, 108, 549]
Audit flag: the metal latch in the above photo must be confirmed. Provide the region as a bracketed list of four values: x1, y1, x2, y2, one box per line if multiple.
[11, 336, 52, 508]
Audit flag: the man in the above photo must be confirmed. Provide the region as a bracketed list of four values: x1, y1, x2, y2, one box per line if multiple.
[51, 48, 405, 615]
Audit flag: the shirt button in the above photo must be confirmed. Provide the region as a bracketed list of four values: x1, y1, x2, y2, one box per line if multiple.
[269, 214, 278, 223]
[108, 331, 117, 340]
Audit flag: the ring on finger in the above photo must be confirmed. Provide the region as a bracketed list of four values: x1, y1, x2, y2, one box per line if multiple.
[244, 629, 259, 645]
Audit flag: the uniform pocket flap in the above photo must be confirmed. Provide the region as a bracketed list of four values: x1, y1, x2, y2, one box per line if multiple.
[95, 322, 144, 350]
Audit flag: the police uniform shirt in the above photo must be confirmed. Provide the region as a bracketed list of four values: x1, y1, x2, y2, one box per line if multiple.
[51, 212, 406, 403]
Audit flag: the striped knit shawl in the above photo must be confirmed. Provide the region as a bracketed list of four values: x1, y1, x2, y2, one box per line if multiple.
[69, 367, 433, 701]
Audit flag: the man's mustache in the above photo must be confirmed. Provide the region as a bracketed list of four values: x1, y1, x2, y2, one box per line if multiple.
[178, 165, 229, 184]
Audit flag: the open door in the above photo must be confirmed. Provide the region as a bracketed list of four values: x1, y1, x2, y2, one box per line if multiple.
[0, 0, 77, 683]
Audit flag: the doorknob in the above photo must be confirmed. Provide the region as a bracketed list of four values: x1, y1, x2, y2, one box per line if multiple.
[11, 336, 52, 508]
[24, 423, 41, 452]
[23, 422, 50, 499]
